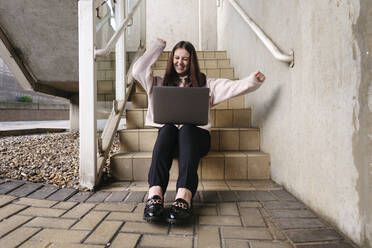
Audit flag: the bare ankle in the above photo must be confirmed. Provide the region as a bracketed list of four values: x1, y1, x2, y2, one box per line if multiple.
[148, 186, 163, 200]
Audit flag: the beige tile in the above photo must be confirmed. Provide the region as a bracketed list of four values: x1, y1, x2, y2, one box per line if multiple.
[139, 130, 157, 151]
[215, 51, 227, 59]
[94, 203, 135, 212]
[207, 69, 220, 78]
[225, 152, 248, 180]
[15, 198, 57, 208]
[225, 240, 250, 248]
[221, 68, 234, 79]
[197, 51, 204, 58]
[203, 51, 215, 58]
[135, 82, 146, 93]
[201, 153, 225, 180]
[52, 201, 77, 210]
[219, 202, 239, 216]
[218, 59, 230, 68]
[201, 180, 229, 190]
[233, 109, 251, 127]
[25, 217, 76, 229]
[226, 180, 255, 191]
[133, 158, 151, 181]
[215, 110, 233, 127]
[222, 227, 272, 240]
[126, 110, 144, 129]
[170, 224, 194, 235]
[228, 95, 245, 109]
[49, 244, 103, 248]
[85, 221, 122, 244]
[121, 222, 168, 234]
[159, 52, 169, 60]
[209, 109, 216, 126]
[105, 70, 115, 80]
[62, 203, 96, 219]
[212, 100, 228, 109]
[220, 129, 239, 150]
[72, 211, 108, 230]
[249, 241, 292, 248]
[193, 206, 217, 216]
[19, 240, 51, 248]
[205, 59, 218, 68]
[250, 180, 281, 190]
[240, 129, 260, 150]
[0, 195, 16, 207]
[210, 129, 220, 151]
[111, 153, 133, 181]
[106, 212, 144, 222]
[141, 235, 193, 248]
[199, 216, 241, 226]
[198, 60, 205, 69]
[97, 80, 113, 94]
[247, 153, 270, 179]
[19, 207, 65, 218]
[0, 215, 32, 237]
[111, 233, 141, 248]
[153, 69, 165, 77]
[119, 130, 139, 152]
[131, 93, 148, 109]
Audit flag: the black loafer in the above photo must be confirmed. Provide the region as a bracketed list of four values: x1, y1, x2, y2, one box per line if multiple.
[143, 195, 164, 223]
[166, 198, 192, 225]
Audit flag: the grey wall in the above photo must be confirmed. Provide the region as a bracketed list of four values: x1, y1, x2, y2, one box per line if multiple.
[217, 0, 371, 246]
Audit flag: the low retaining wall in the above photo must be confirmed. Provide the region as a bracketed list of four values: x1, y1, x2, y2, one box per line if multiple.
[0, 102, 69, 121]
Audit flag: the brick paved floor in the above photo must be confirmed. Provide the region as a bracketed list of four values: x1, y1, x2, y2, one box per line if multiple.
[0, 179, 358, 248]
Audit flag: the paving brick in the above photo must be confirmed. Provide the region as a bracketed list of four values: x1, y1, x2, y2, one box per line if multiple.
[249, 241, 292, 248]
[67, 191, 94, 202]
[121, 222, 169, 234]
[263, 201, 307, 210]
[240, 208, 266, 227]
[194, 206, 218, 216]
[199, 215, 242, 226]
[269, 210, 317, 219]
[219, 191, 238, 202]
[271, 190, 297, 201]
[194, 191, 201, 202]
[133, 203, 145, 214]
[0, 203, 27, 220]
[46, 188, 78, 201]
[0, 227, 40, 247]
[8, 183, 42, 197]
[124, 191, 146, 203]
[0, 195, 16, 207]
[0, 215, 32, 237]
[254, 191, 277, 201]
[15, 198, 57, 208]
[237, 191, 257, 201]
[225, 240, 250, 248]
[86, 191, 111, 202]
[19, 207, 66, 217]
[84, 221, 122, 244]
[31, 229, 89, 243]
[104, 191, 129, 202]
[198, 226, 221, 248]
[94, 203, 135, 212]
[164, 191, 177, 202]
[19, 240, 51, 248]
[0, 180, 24, 194]
[219, 202, 239, 216]
[106, 212, 144, 222]
[202, 191, 220, 203]
[285, 229, 343, 243]
[266, 221, 287, 241]
[141, 235, 193, 248]
[170, 223, 194, 235]
[295, 243, 354, 248]
[275, 218, 327, 230]
[62, 203, 95, 218]
[25, 217, 76, 229]
[110, 233, 141, 248]
[48, 243, 103, 248]
[27, 185, 59, 199]
[222, 227, 273, 240]
[239, 202, 262, 208]
[52, 201, 77, 210]
[72, 210, 108, 230]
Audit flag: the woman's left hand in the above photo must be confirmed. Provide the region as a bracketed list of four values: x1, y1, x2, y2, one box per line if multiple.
[254, 71, 266, 83]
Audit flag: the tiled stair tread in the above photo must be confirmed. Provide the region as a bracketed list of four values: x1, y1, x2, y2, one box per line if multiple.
[119, 127, 259, 132]
[127, 107, 251, 111]
[112, 151, 269, 159]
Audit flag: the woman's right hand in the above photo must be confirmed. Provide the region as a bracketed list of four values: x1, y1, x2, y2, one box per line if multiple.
[157, 38, 166, 46]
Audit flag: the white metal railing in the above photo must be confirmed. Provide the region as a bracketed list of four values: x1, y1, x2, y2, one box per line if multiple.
[95, 0, 144, 57]
[228, 0, 294, 67]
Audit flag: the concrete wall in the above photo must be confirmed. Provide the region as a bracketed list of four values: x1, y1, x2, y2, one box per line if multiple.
[217, 0, 371, 246]
[146, 0, 217, 50]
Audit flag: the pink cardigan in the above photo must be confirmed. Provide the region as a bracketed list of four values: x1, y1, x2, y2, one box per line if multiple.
[132, 39, 262, 131]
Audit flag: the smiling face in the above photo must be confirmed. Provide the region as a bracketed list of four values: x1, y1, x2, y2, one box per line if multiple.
[173, 48, 190, 76]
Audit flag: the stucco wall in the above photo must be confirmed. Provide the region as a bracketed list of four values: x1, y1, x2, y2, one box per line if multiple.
[146, 0, 217, 50]
[217, 0, 371, 246]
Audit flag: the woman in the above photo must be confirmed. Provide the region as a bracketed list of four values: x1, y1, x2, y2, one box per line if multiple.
[132, 38, 265, 224]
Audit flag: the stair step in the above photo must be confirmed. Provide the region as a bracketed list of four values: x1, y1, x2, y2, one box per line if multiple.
[130, 92, 148, 109]
[126, 108, 251, 129]
[153, 58, 232, 69]
[152, 68, 235, 80]
[159, 51, 227, 60]
[110, 151, 270, 181]
[118, 127, 260, 153]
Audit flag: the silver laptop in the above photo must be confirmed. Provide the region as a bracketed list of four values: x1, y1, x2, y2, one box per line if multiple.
[152, 86, 210, 126]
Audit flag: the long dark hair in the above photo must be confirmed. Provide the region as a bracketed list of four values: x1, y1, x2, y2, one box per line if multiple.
[162, 41, 206, 87]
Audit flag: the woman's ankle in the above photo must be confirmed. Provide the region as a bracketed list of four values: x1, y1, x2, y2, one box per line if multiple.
[148, 186, 163, 200]
[175, 188, 192, 206]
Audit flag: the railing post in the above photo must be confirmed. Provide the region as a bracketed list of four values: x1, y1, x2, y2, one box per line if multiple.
[115, 0, 127, 101]
[78, 0, 97, 189]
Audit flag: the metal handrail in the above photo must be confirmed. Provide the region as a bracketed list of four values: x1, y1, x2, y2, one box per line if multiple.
[95, 0, 144, 57]
[228, 0, 294, 67]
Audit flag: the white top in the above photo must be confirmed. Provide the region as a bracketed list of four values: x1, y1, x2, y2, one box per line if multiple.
[132, 39, 263, 131]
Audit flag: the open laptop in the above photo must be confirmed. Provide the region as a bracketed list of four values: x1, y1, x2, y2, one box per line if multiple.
[152, 86, 210, 126]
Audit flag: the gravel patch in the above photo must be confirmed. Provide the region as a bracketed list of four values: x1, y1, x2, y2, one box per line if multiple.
[0, 132, 119, 189]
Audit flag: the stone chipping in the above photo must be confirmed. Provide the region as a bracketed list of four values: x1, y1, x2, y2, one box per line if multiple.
[0, 132, 119, 189]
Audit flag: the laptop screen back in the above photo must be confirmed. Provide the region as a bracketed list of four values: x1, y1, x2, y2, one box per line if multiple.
[152, 86, 210, 126]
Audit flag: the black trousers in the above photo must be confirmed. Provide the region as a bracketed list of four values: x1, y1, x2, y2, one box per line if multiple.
[148, 124, 211, 197]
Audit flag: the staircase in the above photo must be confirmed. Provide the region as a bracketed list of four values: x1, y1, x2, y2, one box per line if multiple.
[110, 51, 270, 183]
